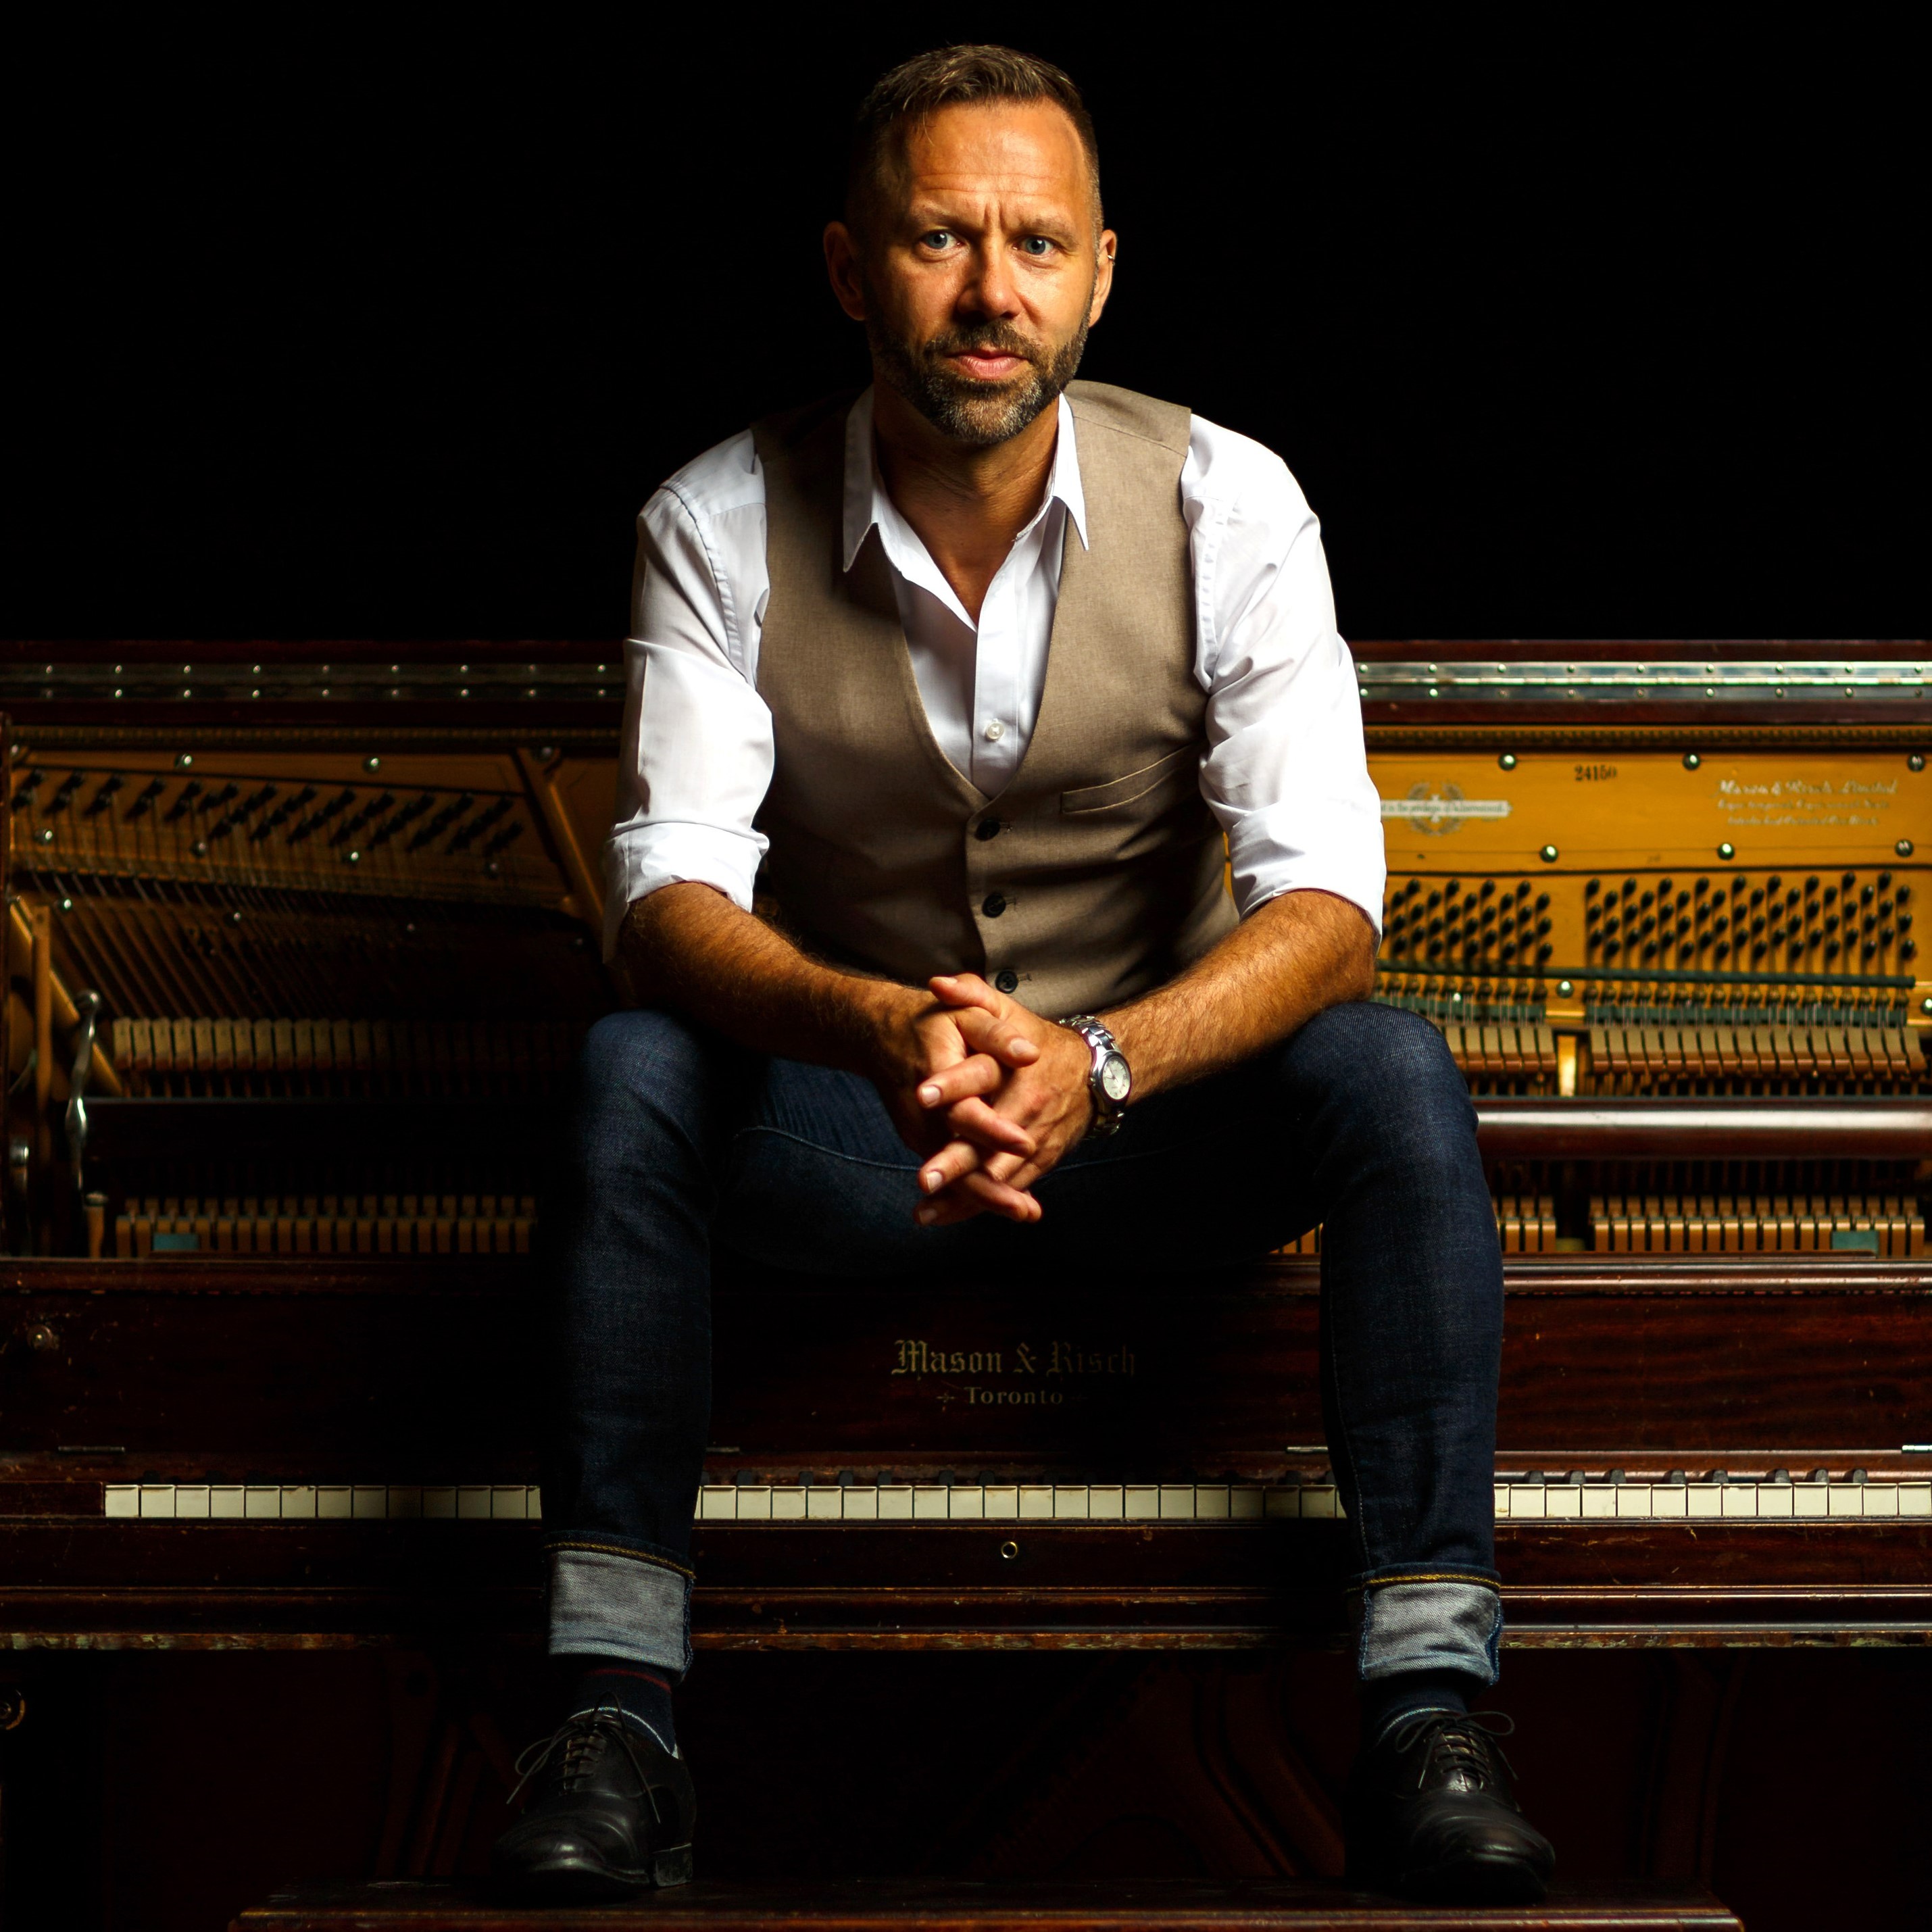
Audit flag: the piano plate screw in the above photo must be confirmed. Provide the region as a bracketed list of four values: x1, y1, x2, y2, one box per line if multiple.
[1557, 980, 1575, 997]
[1910, 754, 1925, 772]
[998, 1540, 1020, 1561]
[1717, 843, 1736, 861]
[1897, 839, 1915, 858]
[1497, 753, 1516, 770]
[36, 829, 53, 845]
[26, 1323, 57, 1354]
[346, 849, 362, 865]
[1539, 845, 1558, 864]
[1922, 998, 1932, 1016]
[364, 757, 382, 773]
[1683, 752, 1701, 770]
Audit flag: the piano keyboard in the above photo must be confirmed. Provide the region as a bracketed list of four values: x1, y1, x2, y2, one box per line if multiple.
[102, 1475, 1932, 1524]
[1589, 1195, 1923, 1255]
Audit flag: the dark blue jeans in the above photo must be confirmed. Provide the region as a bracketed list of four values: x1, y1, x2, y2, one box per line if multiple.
[543, 1000, 1504, 1685]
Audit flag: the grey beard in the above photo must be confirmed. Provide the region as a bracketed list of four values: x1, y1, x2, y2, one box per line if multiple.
[867, 312, 1089, 448]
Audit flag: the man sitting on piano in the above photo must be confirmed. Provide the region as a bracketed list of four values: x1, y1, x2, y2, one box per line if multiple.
[496, 43, 1556, 1907]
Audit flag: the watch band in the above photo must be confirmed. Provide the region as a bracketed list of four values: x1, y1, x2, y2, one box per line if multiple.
[1059, 1014, 1129, 1139]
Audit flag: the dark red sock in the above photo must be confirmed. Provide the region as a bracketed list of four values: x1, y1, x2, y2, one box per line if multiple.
[565, 1658, 676, 1753]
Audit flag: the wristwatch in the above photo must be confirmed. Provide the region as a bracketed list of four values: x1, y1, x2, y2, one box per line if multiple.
[1059, 1015, 1132, 1138]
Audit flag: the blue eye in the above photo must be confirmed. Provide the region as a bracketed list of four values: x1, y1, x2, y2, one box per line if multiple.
[922, 230, 954, 249]
[1019, 237, 1051, 256]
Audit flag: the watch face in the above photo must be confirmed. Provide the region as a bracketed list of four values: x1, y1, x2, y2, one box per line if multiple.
[1099, 1051, 1132, 1102]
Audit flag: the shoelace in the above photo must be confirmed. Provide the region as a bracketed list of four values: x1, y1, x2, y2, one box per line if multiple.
[508, 1705, 666, 1824]
[1386, 1709, 1519, 1793]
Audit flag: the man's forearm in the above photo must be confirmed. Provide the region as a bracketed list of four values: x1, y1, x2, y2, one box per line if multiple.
[1102, 888, 1377, 1100]
[620, 882, 907, 1072]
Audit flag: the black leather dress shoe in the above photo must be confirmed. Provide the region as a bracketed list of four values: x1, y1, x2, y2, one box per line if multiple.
[1343, 1710, 1555, 1904]
[493, 1708, 695, 1900]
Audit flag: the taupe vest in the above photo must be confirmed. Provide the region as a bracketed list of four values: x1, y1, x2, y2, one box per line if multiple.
[751, 380, 1236, 1018]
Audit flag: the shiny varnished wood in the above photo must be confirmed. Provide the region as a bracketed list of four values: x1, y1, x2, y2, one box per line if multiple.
[230, 1876, 1743, 1931]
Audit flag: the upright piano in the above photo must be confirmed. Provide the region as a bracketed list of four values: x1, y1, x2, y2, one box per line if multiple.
[2, 639, 1928, 1660]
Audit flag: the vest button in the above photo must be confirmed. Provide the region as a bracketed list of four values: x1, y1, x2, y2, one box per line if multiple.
[974, 818, 1002, 841]
[982, 892, 1007, 918]
[994, 969, 1018, 994]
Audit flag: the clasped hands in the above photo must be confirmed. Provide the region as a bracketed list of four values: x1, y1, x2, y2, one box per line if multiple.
[872, 972, 1096, 1227]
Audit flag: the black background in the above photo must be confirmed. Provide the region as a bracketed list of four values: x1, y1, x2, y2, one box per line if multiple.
[8, 11, 1923, 645]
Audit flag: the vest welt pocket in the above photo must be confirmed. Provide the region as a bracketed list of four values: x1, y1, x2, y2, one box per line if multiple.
[1059, 744, 1199, 816]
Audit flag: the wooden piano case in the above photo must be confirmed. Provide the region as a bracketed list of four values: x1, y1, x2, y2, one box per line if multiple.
[1, 641, 1928, 1928]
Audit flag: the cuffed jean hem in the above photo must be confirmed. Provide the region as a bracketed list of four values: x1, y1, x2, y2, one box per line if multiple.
[545, 1542, 693, 1677]
[1354, 1568, 1504, 1686]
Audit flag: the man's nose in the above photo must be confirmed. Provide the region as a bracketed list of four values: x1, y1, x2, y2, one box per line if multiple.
[958, 241, 1020, 318]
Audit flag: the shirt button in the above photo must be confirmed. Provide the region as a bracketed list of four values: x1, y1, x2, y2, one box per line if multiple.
[983, 719, 1005, 742]
[974, 818, 1002, 841]
[982, 892, 1007, 918]
[994, 969, 1018, 993]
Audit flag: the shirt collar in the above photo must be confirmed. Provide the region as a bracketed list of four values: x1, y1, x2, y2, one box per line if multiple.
[840, 385, 1089, 576]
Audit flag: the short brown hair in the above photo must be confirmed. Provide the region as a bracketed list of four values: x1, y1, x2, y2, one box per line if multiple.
[845, 44, 1101, 239]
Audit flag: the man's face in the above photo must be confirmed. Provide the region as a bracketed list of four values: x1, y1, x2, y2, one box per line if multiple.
[831, 101, 1115, 447]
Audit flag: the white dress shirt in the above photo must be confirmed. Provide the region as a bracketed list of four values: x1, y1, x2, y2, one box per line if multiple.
[603, 388, 1385, 962]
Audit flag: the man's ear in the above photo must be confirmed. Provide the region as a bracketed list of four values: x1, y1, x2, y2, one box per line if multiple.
[823, 222, 869, 322]
[1087, 226, 1118, 328]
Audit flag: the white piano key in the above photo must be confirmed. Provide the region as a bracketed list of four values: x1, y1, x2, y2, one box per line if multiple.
[1756, 1484, 1793, 1518]
[138, 1485, 174, 1519]
[1018, 1486, 1055, 1520]
[1827, 1484, 1866, 1517]
[1299, 1487, 1339, 1519]
[363, 1485, 399, 1520]
[1493, 1485, 1511, 1519]
[1195, 1486, 1230, 1520]
[1793, 1483, 1829, 1518]
[1087, 1485, 1124, 1519]
[387, 1487, 422, 1520]
[174, 1485, 210, 1520]
[318, 1485, 353, 1520]
[1615, 1485, 1652, 1518]
[1124, 1485, 1160, 1519]
[421, 1486, 456, 1520]
[1053, 1487, 1089, 1520]
[1581, 1485, 1616, 1519]
[1264, 1487, 1299, 1519]
[492, 1486, 528, 1520]
[1900, 1483, 1932, 1516]
[280, 1486, 318, 1519]
[699, 1486, 737, 1520]
[1508, 1485, 1545, 1518]
[912, 1485, 949, 1520]
[843, 1487, 878, 1520]
[877, 1485, 913, 1520]
[243, 1485, 280, 1519]
[210, 1485, 245, 1520]
[1720, 1485, 1758, 1518]
[1687, 1485, 1723, 1519]
[770, 1487, 806, 1519]
[1230, 1487, 1264, 1520]
[807, 1487, 843, 1520]
[982, 1486, 1018, 1519]
[1649, 1485, 1687, 1519]
[105, 1484, 139, 1519]
[1543, 1485, 1581, 1518]
[736, 1486, 772, 1520]
[1158, 1485, 1195, 1520]
[528, 1486, 543, 1520]
[1864, 1485, 1900, 1518]
[947, 1487, 985, 1520]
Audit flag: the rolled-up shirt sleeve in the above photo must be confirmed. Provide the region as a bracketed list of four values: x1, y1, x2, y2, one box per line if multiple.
[1189, 430, 1385, 933]
[601, 460, 776, 960]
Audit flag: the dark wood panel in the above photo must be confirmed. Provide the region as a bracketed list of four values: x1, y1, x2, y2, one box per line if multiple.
[230, 1875, 1743, 1930]
[4, 1520, 1931, 1648]
[4, 1258, 1929, 1466]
